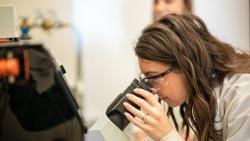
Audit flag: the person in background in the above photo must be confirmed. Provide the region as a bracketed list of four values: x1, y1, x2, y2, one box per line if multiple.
[153, 0, 192, 21]
[124, 14, 250, 141]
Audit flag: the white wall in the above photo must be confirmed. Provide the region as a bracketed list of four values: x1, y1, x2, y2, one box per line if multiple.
[194, 0, 250, 51]
[74, 0, 152, 122]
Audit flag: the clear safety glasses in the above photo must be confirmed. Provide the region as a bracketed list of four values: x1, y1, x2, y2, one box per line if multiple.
[138, 66, 176, 93]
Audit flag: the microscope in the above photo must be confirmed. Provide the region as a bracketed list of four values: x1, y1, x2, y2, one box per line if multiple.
[86, 72, 152, 141]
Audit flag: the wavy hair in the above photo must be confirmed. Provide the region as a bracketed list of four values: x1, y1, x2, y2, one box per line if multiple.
[135, 14, 250, 141]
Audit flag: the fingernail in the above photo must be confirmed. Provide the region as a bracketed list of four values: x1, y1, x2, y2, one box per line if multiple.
[123, 102, 129, 106]
[134, 88, 140, 93]
[126, 94, 131, 98]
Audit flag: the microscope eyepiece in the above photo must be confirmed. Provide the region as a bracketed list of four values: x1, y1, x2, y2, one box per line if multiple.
[106, 78, 152, 130]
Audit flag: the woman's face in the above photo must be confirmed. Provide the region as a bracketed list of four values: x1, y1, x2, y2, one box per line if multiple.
[139, 58, 188, 107]
[153, 0, 186, 20]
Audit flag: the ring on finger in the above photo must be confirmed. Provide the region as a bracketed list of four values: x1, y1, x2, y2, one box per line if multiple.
[141, 113, 148, 123]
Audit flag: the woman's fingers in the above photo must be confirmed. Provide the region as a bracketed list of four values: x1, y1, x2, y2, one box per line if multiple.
[123, 102, 156, 125]
[123, 90, 173, 141]
[133, 88, 162, 108]
[126, 94, 159, 117]
[124, 112, 152, 131]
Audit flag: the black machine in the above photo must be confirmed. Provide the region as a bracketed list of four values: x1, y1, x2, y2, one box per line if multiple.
[0, 42, 86, 141]
[106, 79, 152, 130]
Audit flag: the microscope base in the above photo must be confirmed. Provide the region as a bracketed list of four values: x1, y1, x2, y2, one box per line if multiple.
[85, 115, 130, 141]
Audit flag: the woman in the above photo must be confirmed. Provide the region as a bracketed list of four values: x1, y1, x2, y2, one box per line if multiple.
[130, 1, 194, 140]
[123, 14, 250, 141]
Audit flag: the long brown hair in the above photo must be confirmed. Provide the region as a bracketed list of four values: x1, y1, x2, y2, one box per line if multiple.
[135, 14, 250, 141]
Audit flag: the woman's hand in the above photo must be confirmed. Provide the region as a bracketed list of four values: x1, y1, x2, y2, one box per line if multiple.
[123, 88, 173, 141]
